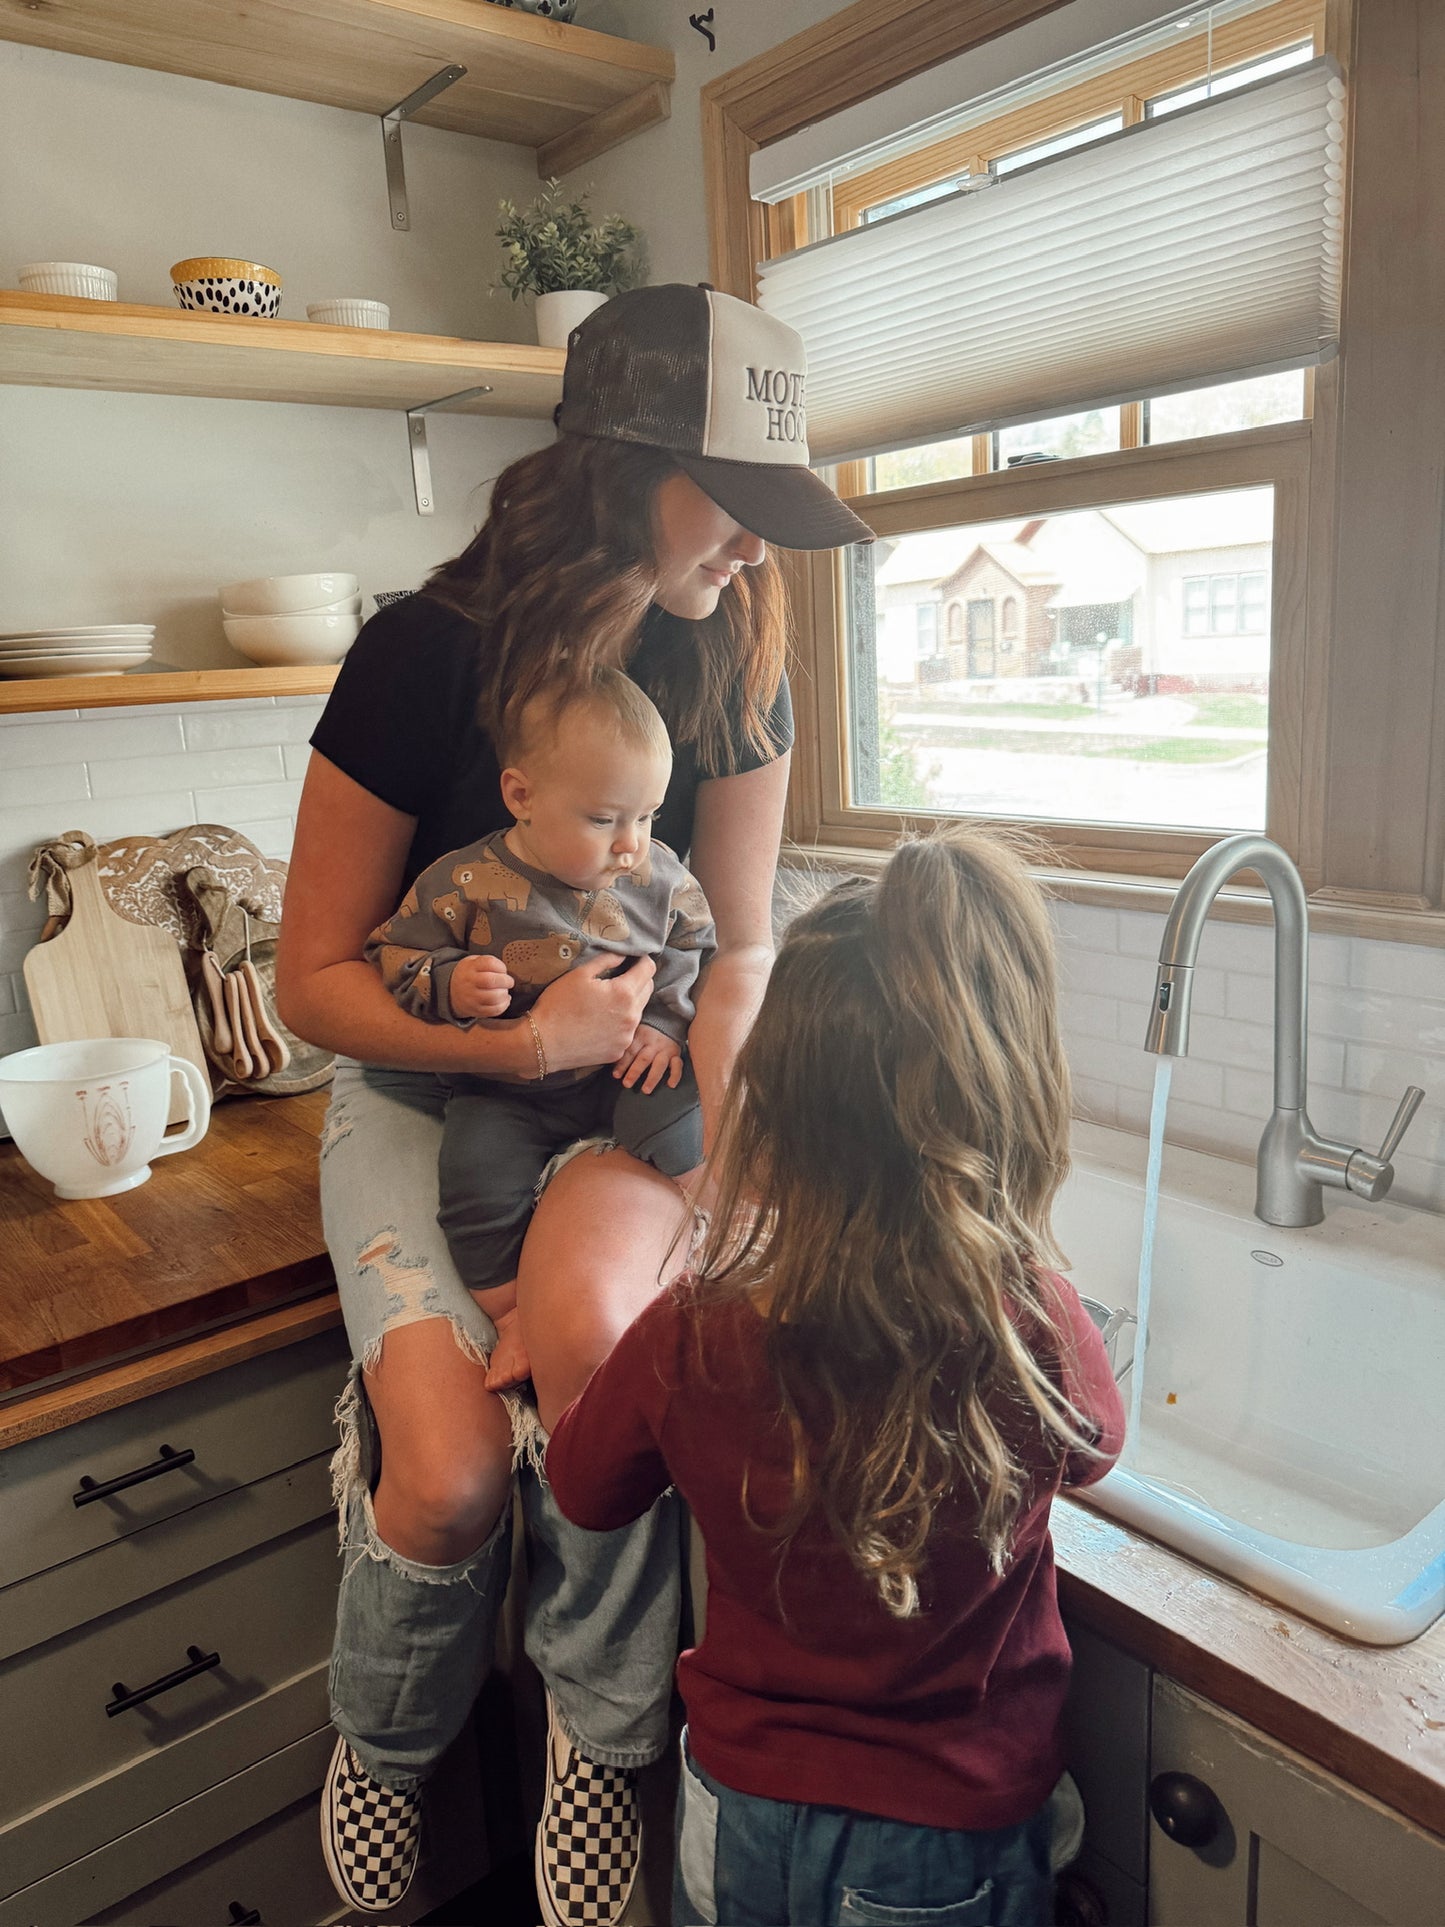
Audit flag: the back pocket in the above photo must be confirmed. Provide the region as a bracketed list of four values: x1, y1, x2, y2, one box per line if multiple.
[839, 1878, 995, 1926]
[676, 1731, 720, 1926]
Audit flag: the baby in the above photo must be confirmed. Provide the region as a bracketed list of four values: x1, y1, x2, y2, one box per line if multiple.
[365, 668, 714, 1390]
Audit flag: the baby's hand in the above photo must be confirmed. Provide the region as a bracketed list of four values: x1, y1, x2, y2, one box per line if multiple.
[484, 1305, 532, 1391]
[613, 1022, 683, 1093]
[450, 954, 514, 1020]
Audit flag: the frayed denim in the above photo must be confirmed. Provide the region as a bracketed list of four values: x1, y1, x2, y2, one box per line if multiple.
[322, 1059, 684, 1791]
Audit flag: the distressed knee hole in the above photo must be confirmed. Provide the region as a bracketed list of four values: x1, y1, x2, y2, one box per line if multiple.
[355, 1225, 446, 1324]
[319, 1105, 354, 1158]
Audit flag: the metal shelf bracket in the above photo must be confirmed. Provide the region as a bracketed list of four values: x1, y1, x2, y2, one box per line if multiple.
[382, 65, 466, 230]
[406, 387, 494, 514]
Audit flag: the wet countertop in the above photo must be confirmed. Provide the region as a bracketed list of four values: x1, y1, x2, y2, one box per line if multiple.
[0, 1096, 1441, 1838]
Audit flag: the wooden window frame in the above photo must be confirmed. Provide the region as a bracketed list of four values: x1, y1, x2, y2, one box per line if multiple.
[703, 0, 1445, 944]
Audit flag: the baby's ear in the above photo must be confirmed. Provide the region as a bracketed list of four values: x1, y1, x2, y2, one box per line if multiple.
[499, 765, 531, 821]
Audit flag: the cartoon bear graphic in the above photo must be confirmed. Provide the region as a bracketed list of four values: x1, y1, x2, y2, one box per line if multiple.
[374, 943, 424, 994]
[392, 884, 420, 919]
[431, 889, 476, 938]
[453, 853, 531, 912]
[579, 888, 630, 943]
[503, 933, 583, 990]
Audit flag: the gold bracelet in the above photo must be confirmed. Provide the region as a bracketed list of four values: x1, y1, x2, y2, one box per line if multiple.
[525, 1009, 548, 1081]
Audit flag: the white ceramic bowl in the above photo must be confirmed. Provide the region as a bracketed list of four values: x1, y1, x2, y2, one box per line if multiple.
[223, 609, 361, 667]
[20, 261, 118, 300]
[307, 299, 390, 330]
[171, 257, 282, 318]
[221, 593, 360, 620]
[219, 572, 359, 616]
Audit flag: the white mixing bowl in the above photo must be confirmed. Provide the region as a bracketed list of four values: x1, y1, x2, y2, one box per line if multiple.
[223, 609, 361, 667]
[220, 572, 359, 616]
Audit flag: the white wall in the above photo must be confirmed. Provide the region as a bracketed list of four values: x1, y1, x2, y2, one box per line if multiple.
[0, 38, 553, 662]
[2, 11, 1442, 1224]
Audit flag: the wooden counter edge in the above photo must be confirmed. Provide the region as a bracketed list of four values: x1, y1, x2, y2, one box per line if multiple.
[0, 1293, 343, 1449]
[1054, 1497, 1445, 1843]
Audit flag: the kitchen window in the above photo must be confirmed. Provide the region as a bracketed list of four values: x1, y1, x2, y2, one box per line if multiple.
[706, 0, 1445, 923]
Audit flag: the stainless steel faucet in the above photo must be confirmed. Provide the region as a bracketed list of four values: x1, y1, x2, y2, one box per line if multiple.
[1144, 833, 1424, 1227]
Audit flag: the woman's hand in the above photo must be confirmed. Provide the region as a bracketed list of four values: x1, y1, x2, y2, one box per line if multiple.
[531, 954, 657, 1071]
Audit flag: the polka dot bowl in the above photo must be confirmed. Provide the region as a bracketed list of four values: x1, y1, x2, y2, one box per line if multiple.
[170, 257, 282, 318]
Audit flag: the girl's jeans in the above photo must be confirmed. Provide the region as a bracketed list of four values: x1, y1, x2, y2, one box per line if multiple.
[321, 1059, 685, 1793]
[674, 1734, 1062, 1927]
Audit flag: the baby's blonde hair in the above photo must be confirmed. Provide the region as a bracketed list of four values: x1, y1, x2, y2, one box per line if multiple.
[499, 666, 671, 772]
[696, 824, 1091, 1614]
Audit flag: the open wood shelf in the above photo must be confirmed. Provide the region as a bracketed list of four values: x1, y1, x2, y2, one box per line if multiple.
[0, 292, 565, 413]
[0, 0, 673, 176]
[0, 666, 340, 716]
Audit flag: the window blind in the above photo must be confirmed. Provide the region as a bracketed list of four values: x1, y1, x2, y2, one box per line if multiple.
[756, 58, 1344, 467]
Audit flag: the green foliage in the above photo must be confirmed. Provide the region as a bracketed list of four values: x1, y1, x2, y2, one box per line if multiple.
[494, 179, 643, 300]
[877, 719, 937, 809]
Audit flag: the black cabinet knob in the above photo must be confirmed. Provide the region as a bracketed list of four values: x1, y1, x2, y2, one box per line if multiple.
[226, 1907, 261, 1925]
[1055, 1868, 1109, 1927]
[1150, 1769, 1225, 1848]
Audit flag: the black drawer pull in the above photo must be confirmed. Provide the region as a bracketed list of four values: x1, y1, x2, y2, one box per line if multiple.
[107, 1644, 221, 1717]
[74, 1442, 195, 1507]
[228, 1905, 262, 1925]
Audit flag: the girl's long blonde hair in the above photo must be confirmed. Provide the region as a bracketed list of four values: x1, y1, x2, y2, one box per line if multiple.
[424, 437, 789, 774]
[696, 825, 1089, 1615]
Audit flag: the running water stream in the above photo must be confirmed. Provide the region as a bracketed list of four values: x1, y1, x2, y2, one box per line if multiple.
[1125, 1056, 1173, 1464]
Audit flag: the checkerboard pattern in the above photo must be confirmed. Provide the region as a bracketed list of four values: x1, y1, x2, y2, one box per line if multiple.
[535, 1695, 642, 1926]
[320, 1733, 423, 1915]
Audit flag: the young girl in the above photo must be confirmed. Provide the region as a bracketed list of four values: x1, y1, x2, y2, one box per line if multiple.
[546, 826, 1126, 1927]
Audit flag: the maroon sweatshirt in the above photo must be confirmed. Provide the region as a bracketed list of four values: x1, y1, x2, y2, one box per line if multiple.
[546, 1271, 1125, 1833]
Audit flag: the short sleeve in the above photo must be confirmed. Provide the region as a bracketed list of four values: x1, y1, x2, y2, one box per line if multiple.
[309, 596, 479, 820]
[723, 670, 794, 778]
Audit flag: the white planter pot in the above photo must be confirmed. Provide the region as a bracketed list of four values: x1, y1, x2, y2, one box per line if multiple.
[535, 290, 608, 349]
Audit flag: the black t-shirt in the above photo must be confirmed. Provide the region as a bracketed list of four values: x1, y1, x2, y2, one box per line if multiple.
[310, 593, 793, 895]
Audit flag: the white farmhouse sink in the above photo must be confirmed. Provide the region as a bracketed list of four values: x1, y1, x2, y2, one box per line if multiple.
[1055, 1121, 1445, 1645]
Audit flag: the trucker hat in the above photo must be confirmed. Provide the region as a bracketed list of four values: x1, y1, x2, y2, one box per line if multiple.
[556, 283, 873, 551]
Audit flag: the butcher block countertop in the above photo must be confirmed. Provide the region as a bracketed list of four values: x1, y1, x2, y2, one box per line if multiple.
[0, 1094, 1441, 1840]
[0, 1088, 336, 1412]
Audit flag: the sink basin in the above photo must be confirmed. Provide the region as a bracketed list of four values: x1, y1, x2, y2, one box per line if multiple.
[1055, 1121, 1445, 1645]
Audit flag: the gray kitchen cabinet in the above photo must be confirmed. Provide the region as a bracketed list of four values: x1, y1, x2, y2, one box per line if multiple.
[0, 1325, 488, 1926]
[1061, 1621, 1151, 1927]
[1148, 1678, 1445, 1927]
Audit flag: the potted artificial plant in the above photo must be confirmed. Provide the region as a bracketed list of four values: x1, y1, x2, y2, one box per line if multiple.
[494, 179, 643, 347]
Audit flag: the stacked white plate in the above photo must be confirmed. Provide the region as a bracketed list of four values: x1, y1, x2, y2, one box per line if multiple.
[0, 625, 155, 678]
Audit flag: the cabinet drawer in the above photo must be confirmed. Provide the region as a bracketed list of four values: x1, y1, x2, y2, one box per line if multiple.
[82, 1784, 341, 1927]
[0, 1328, 348, 1590]
[0, 1512, 338, 1836]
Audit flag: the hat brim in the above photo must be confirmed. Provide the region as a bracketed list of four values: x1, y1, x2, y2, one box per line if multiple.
[674, 453, 874, 551]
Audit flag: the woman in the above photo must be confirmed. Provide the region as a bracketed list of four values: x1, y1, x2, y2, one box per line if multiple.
[277, 283, 872, 1925]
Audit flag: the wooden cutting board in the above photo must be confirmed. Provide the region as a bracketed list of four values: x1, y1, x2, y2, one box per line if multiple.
[22, 852, 209, 1125]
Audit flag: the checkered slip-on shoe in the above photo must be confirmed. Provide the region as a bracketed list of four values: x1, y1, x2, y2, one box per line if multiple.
[320, 1732, 423, 1915]
[534, 1691, 643, 1927]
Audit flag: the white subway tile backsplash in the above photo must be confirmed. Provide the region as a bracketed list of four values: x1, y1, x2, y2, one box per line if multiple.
[0, 974, 16, 1018]
[0, 1008, 39, 1055]
[1059, 989, 1117, 1041]
[192, 779, 303, 820]
[1069, 1076, 1116, 1127]
[0, 713, 185, 767]
[183, 704, 323, 751]
[282, 742, 311, 781]
[88, 745, 287, 798]
[0, 762, 90, 808]
[228, 817, 298, 858]
[1054, 904, 1118, 951]
[1349, 939, 1445, 1002]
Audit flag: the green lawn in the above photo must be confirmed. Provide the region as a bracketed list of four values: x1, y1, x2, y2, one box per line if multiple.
[895, 727, 1260, 764]
[915, 700, 1097, 721]
[1187, 693, 1269, 728]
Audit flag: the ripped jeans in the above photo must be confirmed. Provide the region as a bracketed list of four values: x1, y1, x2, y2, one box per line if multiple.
[321, 1059, 686, 1793]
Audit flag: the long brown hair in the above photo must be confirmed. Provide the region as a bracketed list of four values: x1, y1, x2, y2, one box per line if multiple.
[424, 436, 789, 774]
[696, 825, 1090, 1614]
